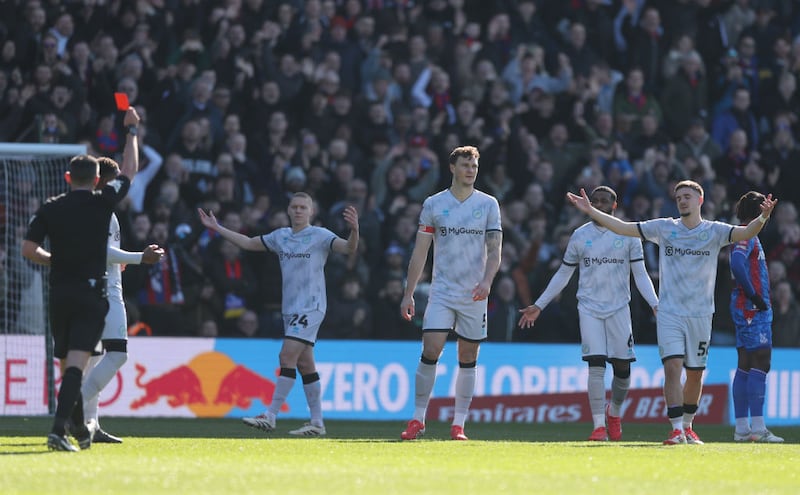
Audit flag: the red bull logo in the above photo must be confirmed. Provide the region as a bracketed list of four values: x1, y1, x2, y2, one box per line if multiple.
[214, 365, 287, 411]
[130, 351, 288, 417]
[131, 364, 206, 410]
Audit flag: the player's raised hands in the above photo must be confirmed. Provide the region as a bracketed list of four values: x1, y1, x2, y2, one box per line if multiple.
[566, 188, 592, 213]
[142, 244, 165, 264]
[518, 304, 542, 329]
[123, 107, 140, 127]
[760, 193, 778, 218]
[197, 208, 220, 230]
[342, 205, 359, 232]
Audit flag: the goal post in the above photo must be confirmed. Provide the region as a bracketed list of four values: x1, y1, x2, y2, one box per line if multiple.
[1, 143, 86, 415]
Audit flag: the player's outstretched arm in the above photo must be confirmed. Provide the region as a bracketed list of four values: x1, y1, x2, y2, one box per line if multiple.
[567, 188, 640, 237]
[518, 263, 576, 328]
[108, 245, 165, 265]
[731, 193, 778, 243]
[400, 231, 433, 321]
[119, 108, 141, 181]
[21, 240, 50, 266]
[518, 304, 542, 329]
[332, 205, 360, 254]
[631, 260, 658, 311]
[197, 208, 266, 251]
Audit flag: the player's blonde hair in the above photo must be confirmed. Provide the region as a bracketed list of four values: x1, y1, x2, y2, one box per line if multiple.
[292, 191, 313, 203]
[674, 180, 704, 198]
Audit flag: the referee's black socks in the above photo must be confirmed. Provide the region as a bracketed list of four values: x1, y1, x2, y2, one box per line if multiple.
[52, 367, 83, 436]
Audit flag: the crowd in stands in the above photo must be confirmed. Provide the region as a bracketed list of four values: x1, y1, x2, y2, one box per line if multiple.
[1, 0, 799, 346]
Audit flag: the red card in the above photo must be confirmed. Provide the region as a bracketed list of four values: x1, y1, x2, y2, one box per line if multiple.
[114, 92, 130, 111]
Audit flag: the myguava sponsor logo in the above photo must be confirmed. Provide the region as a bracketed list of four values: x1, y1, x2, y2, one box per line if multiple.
[664, 245, 710, 257]
[583, 257, 626, 267]
[439, 226, 485, 237]
[279, 251, 311, 260]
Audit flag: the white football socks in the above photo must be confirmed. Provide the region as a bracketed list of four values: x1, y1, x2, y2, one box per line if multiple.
[588, 366, 606, 428]
[452, 366, 476, 428]
[413, 361, 437, 423]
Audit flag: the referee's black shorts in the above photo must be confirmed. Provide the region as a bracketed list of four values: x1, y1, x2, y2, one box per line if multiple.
[50, 281, 109, 359]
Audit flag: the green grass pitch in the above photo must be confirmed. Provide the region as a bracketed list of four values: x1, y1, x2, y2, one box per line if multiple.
[1, 417, 798, 495]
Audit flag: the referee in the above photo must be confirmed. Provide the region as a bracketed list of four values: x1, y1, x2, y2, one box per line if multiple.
[23, 108, 141, 452]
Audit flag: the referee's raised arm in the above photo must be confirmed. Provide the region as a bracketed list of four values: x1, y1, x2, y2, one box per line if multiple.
[118, 108, 140, 181]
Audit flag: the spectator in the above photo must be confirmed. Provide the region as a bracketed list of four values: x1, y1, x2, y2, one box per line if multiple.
[127, 220, 200, 336]
[613, 67, 663, 137]
[660, 52, 708, 140]
[562, 22, 598, 79]
[487, 275, 520, 342]
[711, 86, 758, 152]
[229, 309, 263, 338]
[205, 238, 259, 333]
[772, 280, 800, 347]
[372, 275, 419, 340]
[675, 116, 722, 164]
[622, 6, 667, 91]
[321, 273, 372, 339]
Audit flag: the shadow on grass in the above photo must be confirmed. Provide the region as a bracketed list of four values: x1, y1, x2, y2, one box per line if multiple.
[1, 417, 796, 443]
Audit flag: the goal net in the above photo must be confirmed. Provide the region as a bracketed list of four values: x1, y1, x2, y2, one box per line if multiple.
[0, 143, 85, 415]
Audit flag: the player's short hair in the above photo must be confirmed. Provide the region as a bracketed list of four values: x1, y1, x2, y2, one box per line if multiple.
[735, 190, 765, 223]
[674, 180, 704, 198]
[96, 156, 120, 183]
[590, 185, 617, 203]
[449, 145, 480, 165]
[69, 155, 99, 185]
[291, 192, 313, 203]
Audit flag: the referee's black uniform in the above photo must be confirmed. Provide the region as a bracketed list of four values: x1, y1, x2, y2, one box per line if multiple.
[25, 175, 131, 357]
[26, 170, 131, 450]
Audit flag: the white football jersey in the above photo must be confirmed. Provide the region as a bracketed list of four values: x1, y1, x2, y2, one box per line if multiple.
[562, 222, 646, 318]
[418, 189, 502, 303]
[106, 213, 123, 303]
[638, 218, 734, 316]
[261, 225, 337, 315]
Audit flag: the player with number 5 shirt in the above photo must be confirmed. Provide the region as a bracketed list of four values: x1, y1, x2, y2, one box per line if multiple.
[566, 180, 776, 445]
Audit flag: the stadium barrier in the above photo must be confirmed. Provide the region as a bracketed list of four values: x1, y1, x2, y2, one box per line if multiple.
[2, 338, 799, 425]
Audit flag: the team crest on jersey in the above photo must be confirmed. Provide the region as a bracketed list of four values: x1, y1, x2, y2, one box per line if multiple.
[585, 240, 593, 247]
[108, 179, 123, 192]
[614, 238, 623, 248]
[443, 209, 450, 217]
[670, 231, 677, 239]
[302, 235, 311, 244]
[698, 231, 709, 241]
[472, 208, 482, 219]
